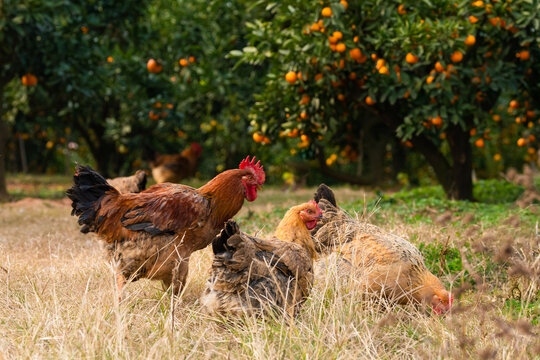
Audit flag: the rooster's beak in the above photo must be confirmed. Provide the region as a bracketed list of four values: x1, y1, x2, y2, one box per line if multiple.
[256, 184, 263, 191]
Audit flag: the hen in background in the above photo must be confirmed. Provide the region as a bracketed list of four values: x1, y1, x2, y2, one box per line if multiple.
[151, 142, 202, 184]
[312, 184, 453, 315]
[67, 156, 265, 300]
[107, 170, 147, 194]
[202, 201, 323, 317]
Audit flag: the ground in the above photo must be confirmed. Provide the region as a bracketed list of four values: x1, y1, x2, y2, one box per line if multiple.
[0, 179, 538, 359]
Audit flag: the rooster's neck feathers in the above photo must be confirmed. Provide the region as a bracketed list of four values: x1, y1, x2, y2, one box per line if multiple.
[198, 169, 250, 226]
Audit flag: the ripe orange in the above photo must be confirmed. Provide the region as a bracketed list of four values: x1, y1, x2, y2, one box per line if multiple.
[378, 66, 389, 75]
[321, 7, 332, 17]
[300, 112, 308, 119]
[472, 0, 484, 7]
[285, 71, 297, 84]
[337, 94, 345, 101]
[328, 36, 338, 44]
[432, 115, 443, 126]
[492, 114, 501, 122]
[365, 96, 375, 105]
[189, 56, 196, 63]
[516, 50, 530, 60]
[529, 134, 536, 142]
[426, 76, 434, 84]
[349, 48, 362, 61]
[434, 61, 444, 72]
[21, 73, 37, 86]
[465, 35, 476, 46]
[299, 95, 310, 105]
[179, 58, 189, 67]
[493, 153, 501, 161]
[340, 0, 348, 9]
[333, 31, 343, 40]
[300, 134, 309, 143]
[252, 132, 264, 143]
[149, 111, 160, 120]
[311, 23, 320, 31]
[509, 100, 519, 109]
[353, 36, 359, 42]
[470, 128, 477, 136]
[397, 5, 406, 15]
[107, 56, 114, 63]
[451, 51, 463, 62]
[469, 16, 479, 23]
[517, 138, 526, 147]
[336, 43, 346, 53]
[349, 72, 357, 80]
[528, 147, 536, 155]
[475, 138, 485, 148]
[405, 53, 418, 64]
[315, 73, 323, 81]
[147, 59, 162, 73]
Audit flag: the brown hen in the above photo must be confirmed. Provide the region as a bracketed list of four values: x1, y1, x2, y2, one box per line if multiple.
[67, 156, 265, 299]
[312, 184, 453, 315]
[107, 170, 147, 194]
[151, 142, 202, 184]
[202, 201, 323, 316]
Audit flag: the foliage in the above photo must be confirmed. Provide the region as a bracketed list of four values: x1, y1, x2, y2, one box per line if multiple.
[239, 0, 540, 198]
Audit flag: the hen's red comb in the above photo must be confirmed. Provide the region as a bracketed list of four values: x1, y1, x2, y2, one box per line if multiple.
[308, 200, 322, 213]
[239, 156, 265, 184]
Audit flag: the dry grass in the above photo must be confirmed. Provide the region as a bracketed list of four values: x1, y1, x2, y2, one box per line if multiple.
[0, 188, 538, 359]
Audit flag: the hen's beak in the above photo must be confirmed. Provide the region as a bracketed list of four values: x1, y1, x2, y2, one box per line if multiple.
[317, 212, 324, 219]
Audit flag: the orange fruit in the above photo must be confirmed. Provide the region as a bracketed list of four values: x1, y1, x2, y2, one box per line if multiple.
[472, 0, 484, 7]
[432, 115, 443, 126]
[451, 51, 463, 62]
[166, 103, 174, 109]
[509, 100, 519, 109]
[493, 153, 501, 161]
[340, 0, 348, 9]
[315, 73, 323, 81]
[321, 7, 332, 17]
[252, 133, 264, 143]
[328, 36, 338, 44]
[469, 16, 479, 23]
[80, 26, 88, 34]
[470, 128, 477, 136]
[285, 71, 297, 84]
[349, 48, 362, 61]
[21, 73, 37, 86]
[529, 134, 536, 142]
[426, 75, 434, 84]
[475, 138, 485, 148]
[179, 58, 189, 67]
[337, 94, 345, 101]
[299, 95, 310, 105]
[107, 56, 114, 63]
[405, 53, 418, 64]
[353, 36, 359, 42]
[516, 50, 530, 60]
[528, 147, 536, 155]
[300, 112, 308, 119]
[378, 66, 389, 75]
[311, 23, 320, 31]
[189, 56, 196, 63]
[149, 111, 160, 120]
[517, 138, 526, 147]
[336, 43, 346, 53]
[365, 96, 375, 105]
[333, 31, 343, 40]
[435, 62, 444, 72]
[492, 114, 501, 122]
[465, 35, 476, 46]
[397, 5, 406, 15]
[147, 59, 162, 73]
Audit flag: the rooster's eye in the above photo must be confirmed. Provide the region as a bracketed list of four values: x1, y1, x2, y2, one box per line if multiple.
[307, 209, 313, 214]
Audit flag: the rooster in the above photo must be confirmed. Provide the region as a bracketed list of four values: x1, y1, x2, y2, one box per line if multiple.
[151, 142, 203, 184]
[67, 156, 265, 299]
[201, 201, 323, 316]
[107, 170, 147, 194]
[312, 184, 453, 315]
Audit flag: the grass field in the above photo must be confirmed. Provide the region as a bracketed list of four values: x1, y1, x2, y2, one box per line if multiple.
[0, 177, 538, 359]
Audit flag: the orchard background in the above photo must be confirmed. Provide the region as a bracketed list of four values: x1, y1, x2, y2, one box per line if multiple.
[0, 0, 539, 198]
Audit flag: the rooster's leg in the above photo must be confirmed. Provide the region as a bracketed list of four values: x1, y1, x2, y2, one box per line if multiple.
[116, 273, 126, 302]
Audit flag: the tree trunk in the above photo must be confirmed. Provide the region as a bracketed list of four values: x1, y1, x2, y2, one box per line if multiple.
[0, 89, 9, 201]
[378, 110, 474, 200]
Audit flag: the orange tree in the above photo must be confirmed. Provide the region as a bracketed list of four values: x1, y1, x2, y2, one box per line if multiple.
[239, 0, 539, 199]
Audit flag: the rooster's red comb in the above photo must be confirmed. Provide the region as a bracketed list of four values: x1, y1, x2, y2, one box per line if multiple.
[239, 156, 265, 184]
